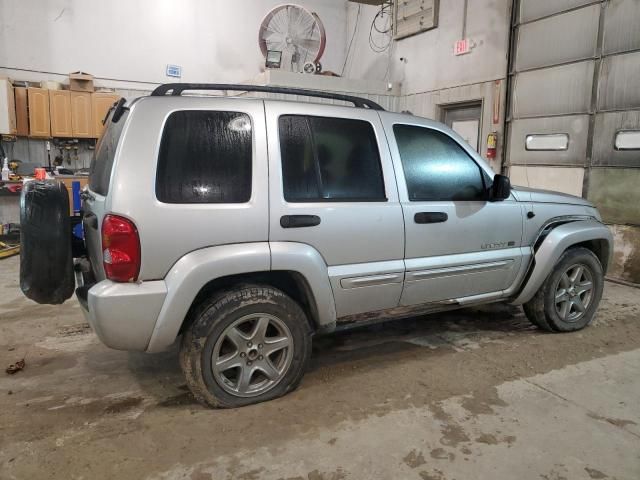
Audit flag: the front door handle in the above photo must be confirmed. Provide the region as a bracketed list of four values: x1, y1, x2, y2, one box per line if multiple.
[280, 215, 321, 228]
[414, 212, 448, 224]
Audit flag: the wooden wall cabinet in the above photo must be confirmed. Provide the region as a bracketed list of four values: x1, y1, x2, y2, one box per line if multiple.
[70, 91, 93, 138]
[92, 92, 121, 139]
[14, 87, 29, 136]
[0, 78, 17, 135]
[49, 90, 73, 137]
[27, 88, 51, 138]
[12, 87, 121, 139]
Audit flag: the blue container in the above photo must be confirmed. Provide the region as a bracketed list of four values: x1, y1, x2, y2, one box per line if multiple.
[72, 181, 81, 215]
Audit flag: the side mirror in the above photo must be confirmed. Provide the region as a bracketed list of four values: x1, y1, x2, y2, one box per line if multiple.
[490, 174, 511, 201]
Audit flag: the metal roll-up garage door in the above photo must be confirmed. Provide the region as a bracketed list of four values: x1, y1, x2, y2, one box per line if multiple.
[505, 0, 640, 229]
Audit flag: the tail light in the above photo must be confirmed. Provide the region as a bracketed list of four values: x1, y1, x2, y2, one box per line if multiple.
[101, 214, 141, 282]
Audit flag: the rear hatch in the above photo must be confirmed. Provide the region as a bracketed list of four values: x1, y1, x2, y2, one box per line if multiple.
[82, 104, 129, 281]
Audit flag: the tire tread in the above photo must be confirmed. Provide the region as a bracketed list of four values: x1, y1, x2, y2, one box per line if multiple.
[523, 247, 603, 333]
[180, 285, 311, 408]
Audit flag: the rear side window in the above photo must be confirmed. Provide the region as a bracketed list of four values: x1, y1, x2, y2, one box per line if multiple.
[89, 111, 128, 196]
[156, 111, 252, 204]
[279, 115, 386, 202]
[394, 124, 487, 201]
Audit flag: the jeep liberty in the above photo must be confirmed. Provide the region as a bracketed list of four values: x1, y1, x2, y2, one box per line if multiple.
[19, 84, 613, 408]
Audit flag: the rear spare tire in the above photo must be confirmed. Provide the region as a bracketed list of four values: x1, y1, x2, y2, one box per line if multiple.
[20, 180, 75, 304]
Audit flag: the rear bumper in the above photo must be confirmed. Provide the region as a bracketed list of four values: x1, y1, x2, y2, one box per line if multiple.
[78, 279, 167, 351]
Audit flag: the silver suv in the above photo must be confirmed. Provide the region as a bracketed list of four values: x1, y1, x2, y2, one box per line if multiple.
[20, 84, 613, 408]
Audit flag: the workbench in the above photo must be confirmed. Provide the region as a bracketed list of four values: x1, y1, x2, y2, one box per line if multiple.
[0, 176, 88, 224]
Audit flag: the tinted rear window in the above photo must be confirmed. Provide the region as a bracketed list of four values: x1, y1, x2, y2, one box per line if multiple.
[156, 110, 252, 204]
[89, 111, 128, 196]
[279, 115, 386, 202]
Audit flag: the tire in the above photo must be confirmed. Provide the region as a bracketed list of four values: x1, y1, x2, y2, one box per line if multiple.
[19, 180, 75, 305]
[523, 247, 604, 332]
[179, 285, 312, 408]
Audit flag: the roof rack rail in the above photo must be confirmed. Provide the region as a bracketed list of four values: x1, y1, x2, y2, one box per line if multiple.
[150, 83, 385, 111]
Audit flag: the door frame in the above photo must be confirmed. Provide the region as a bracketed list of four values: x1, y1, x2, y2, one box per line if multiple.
[439, 100, 483, 151]
[379, 112, 526, 306]
[263, 100, 406, 319]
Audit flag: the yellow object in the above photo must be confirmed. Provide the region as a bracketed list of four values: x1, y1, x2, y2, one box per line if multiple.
[27, 88, 51, 138]
[92, 92, 121, 138]
[0, 241, 20, 259]
[49, 90, 73, 137]
[14, 87, 29, 136]
[487, 132, 497, 149]
[71, 91, 93, 138]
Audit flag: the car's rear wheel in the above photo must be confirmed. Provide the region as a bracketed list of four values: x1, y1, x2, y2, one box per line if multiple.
[179, 285, 312, 408]
[523, 247, 604, 332]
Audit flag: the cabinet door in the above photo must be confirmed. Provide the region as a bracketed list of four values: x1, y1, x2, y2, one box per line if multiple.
[27, 88, 51, 138]
[6, 83, 17, 134]
[70, 91, 93, 137]
[0, 79, 17, 135]
[15, 87, 29, 136]
[92, 93, 121, 138]
[50, 90, 73, 137]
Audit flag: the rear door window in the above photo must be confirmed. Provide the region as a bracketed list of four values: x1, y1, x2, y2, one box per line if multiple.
[279, 115, 386, 202]
[89, 110, 128, 196]
[156, 110, 252, 204]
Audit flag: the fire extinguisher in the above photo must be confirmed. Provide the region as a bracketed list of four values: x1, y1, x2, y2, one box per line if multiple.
[486, 132, 497, 159]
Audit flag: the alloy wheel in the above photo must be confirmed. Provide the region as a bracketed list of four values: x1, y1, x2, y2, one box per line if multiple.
[211, 314, 294, 397]
[554, 263, 594, 323]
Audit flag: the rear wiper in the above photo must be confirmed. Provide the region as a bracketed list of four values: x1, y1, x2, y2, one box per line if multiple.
[103, 97, 128, 125]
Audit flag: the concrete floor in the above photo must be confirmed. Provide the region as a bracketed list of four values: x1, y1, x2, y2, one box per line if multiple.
[1, 256, 639, 480]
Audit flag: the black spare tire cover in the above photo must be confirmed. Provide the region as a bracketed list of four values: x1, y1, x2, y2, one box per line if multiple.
[20, 180, 75, 304]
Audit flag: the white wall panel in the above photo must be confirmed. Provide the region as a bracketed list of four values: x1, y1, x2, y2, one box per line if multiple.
[509, 166, 585, 196]
[508, 115, 589, 165]
[603, 0, 640, 55]
[593, 111, 640, 167]
[0, 0, 348, 88]
[598, 51, 640, 111]
[515, 5, 599, 71]
[512, 61, 594, 117]
[519, 0, 597, 23]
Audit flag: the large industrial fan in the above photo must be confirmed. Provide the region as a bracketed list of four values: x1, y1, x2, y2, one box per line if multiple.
[258, 4, 326, 73]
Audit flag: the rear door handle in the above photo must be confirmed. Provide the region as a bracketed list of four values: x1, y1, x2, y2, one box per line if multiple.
[414, 212, 448, 224]
[280, 215, 321, 228]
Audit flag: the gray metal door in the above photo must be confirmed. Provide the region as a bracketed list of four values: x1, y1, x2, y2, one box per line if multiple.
[442, 102, 482, 151]
[265, 101, 405, 319]
[506, 0, 640, 230]
[382, 114, 526, 306]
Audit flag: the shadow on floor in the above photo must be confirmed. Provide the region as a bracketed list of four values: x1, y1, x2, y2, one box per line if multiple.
[124, 303, 533, 406]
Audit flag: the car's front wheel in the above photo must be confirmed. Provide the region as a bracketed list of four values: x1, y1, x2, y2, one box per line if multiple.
[523, 247, 604, 332]
[179, 285, 312, 408]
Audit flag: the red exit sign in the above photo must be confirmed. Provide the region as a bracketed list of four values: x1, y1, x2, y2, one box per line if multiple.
[454, 38, 471, 55]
